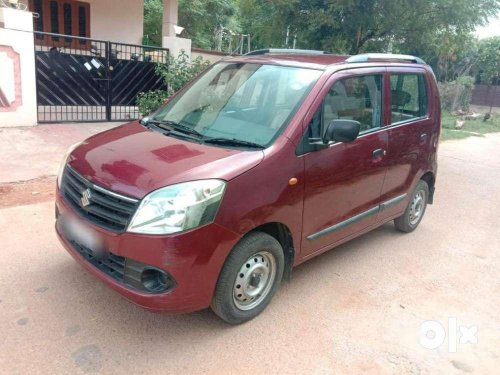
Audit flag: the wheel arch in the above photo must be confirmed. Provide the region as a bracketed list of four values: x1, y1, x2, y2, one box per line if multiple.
[420, 171, 436, 204]
[249, 222, 295, 281]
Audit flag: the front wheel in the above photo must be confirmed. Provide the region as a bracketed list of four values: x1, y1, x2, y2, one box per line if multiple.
[211, 232, 284, 324]
[394, 180, 429, 233]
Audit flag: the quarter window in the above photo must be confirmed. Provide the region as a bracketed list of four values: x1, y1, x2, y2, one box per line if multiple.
[390, 74, 428, 124]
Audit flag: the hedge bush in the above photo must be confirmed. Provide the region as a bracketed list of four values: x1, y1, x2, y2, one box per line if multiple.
[137, 50, 210, 116]
[438, 76, 475, 112]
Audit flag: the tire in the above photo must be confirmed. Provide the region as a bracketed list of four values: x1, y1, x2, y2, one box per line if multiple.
[211, 231, 285, 324]
[394, 180, 429, 233]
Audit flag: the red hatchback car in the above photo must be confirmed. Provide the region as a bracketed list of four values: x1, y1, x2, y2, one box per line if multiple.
[55, 50, 440, 324]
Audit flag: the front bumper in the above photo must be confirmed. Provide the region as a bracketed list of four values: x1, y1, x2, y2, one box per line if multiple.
[55, 190, 241, 313]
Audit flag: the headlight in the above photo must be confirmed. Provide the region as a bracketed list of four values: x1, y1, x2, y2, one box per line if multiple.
[57, 142, 82, 189]
[127, 180, 226, 235]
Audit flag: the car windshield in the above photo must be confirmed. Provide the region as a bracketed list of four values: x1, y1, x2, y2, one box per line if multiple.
[152, 62, 322, 147]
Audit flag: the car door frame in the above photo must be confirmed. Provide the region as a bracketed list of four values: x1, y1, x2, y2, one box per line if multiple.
[297, 66, 391, 259]
[376, 66, 436, 222]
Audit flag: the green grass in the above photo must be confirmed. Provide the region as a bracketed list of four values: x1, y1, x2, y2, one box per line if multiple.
[440, 111, 500, 141]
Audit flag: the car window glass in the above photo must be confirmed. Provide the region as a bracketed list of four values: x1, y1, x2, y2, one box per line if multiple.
[390, 74, 428, 123]
[155, 63, 321, 147]
[308, 74, 383, 139]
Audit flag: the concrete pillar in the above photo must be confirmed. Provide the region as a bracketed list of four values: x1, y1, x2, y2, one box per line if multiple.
[0, 8, 37, 127]
[161, 0, 191, 60]
[162, 0, 179, 38]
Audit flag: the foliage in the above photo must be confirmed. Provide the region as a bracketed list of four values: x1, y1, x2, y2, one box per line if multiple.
[403, 31, 480, 82]
[473, 36, 500, 85]
[143, 0, 239, 48]
[136, 90, 169, 116]
[136, 51, 210, 115]
[143, 0, 499, 85]
[155, 51, 211, 95]
[143, 0, 163, 46]
[237, 0, 500, 54]
[179, 0, 239, 49]
[438, 76, 475, 111]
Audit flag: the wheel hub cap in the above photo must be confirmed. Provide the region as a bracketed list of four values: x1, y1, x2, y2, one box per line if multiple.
[409, 190, 425, 225]
[249, 274, 261, 287]
[233, 251, 277, 311]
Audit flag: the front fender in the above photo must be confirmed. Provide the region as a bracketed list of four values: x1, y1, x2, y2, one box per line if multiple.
[214, 137, 305, 260]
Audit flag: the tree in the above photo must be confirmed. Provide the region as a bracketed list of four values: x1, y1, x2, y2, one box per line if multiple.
[474, 36, 500, 85]
[400, 30, 480, 82]
[180, 0, 239, 49]
[143, 0, 239, 48]
[473, 36, 500, 112]
[237, 0, 500, 55]
[136, 51, 210, 115]
[144, 0, 163, 46]
[144, 0, 499, 84]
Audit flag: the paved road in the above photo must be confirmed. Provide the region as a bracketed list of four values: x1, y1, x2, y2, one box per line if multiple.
[1, 134, 499, 374]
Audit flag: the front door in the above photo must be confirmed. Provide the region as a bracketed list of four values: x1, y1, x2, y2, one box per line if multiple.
[299, 69, 389, 257]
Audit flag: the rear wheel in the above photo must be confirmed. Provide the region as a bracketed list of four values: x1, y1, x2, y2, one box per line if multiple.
[394, 180, 429, 233]
[211, 232, 284, 324]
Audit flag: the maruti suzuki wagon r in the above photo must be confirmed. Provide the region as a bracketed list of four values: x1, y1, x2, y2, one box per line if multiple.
[55, 50, 440, 324]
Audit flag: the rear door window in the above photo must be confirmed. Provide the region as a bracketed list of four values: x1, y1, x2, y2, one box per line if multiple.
[390, 74, 428, 124]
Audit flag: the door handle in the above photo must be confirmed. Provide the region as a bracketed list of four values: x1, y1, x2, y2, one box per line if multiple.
[420, 133, 428, 141]
[372, 148, 386, 160]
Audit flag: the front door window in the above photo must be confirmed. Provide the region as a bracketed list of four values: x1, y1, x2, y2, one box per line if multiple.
[300, 74, 383, 154]
[323, 75, 383, 134]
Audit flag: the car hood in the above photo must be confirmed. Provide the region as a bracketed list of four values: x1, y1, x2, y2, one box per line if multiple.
[68, 122, 264, 199]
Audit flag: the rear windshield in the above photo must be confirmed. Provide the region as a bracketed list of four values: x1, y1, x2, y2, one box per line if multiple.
[153, 62, 322, 147]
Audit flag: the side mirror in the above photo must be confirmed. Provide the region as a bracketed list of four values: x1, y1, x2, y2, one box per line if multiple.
[323, 119, 361, 143]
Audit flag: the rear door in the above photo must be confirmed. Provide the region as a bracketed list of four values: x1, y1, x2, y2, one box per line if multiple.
[299, 68, 389, 258]
[378, 68, 433, 218]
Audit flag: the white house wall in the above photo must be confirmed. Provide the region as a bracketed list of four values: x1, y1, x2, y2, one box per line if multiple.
[0, 8, 37, 127]
[87, 0, 144, 45]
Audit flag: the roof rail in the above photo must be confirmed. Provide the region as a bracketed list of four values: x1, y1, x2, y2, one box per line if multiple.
[346, 53, 426, 64]
[245, 49, 329, 56]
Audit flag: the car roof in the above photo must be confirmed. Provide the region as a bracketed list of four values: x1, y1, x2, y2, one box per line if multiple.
[223, 51, 428, 71]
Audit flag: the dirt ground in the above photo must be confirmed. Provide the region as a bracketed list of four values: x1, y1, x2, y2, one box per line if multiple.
[0, 123, 120, 184]
[0, 176, 56, 208]
[0, 133, 499, 374]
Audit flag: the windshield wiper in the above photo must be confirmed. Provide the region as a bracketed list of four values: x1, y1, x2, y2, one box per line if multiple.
[156, 119, 204, 138]
[143, 118, 204, 137]
[143, 118, 264, 149]
[204, 137, 265, 149]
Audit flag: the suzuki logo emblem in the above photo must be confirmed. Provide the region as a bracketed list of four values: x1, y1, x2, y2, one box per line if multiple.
[81, 188, 92, 207]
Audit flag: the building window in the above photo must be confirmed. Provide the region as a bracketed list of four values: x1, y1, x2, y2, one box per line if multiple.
[63, 3, 72, 38]
[29, 0, 90, 44]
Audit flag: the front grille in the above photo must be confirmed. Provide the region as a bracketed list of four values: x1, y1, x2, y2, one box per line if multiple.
[61, 166, 139, 232]
[68, 239, 176, 294]
[70, 240, 126, 282]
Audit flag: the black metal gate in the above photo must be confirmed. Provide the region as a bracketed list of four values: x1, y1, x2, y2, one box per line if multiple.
[34, 32, 169, 122]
